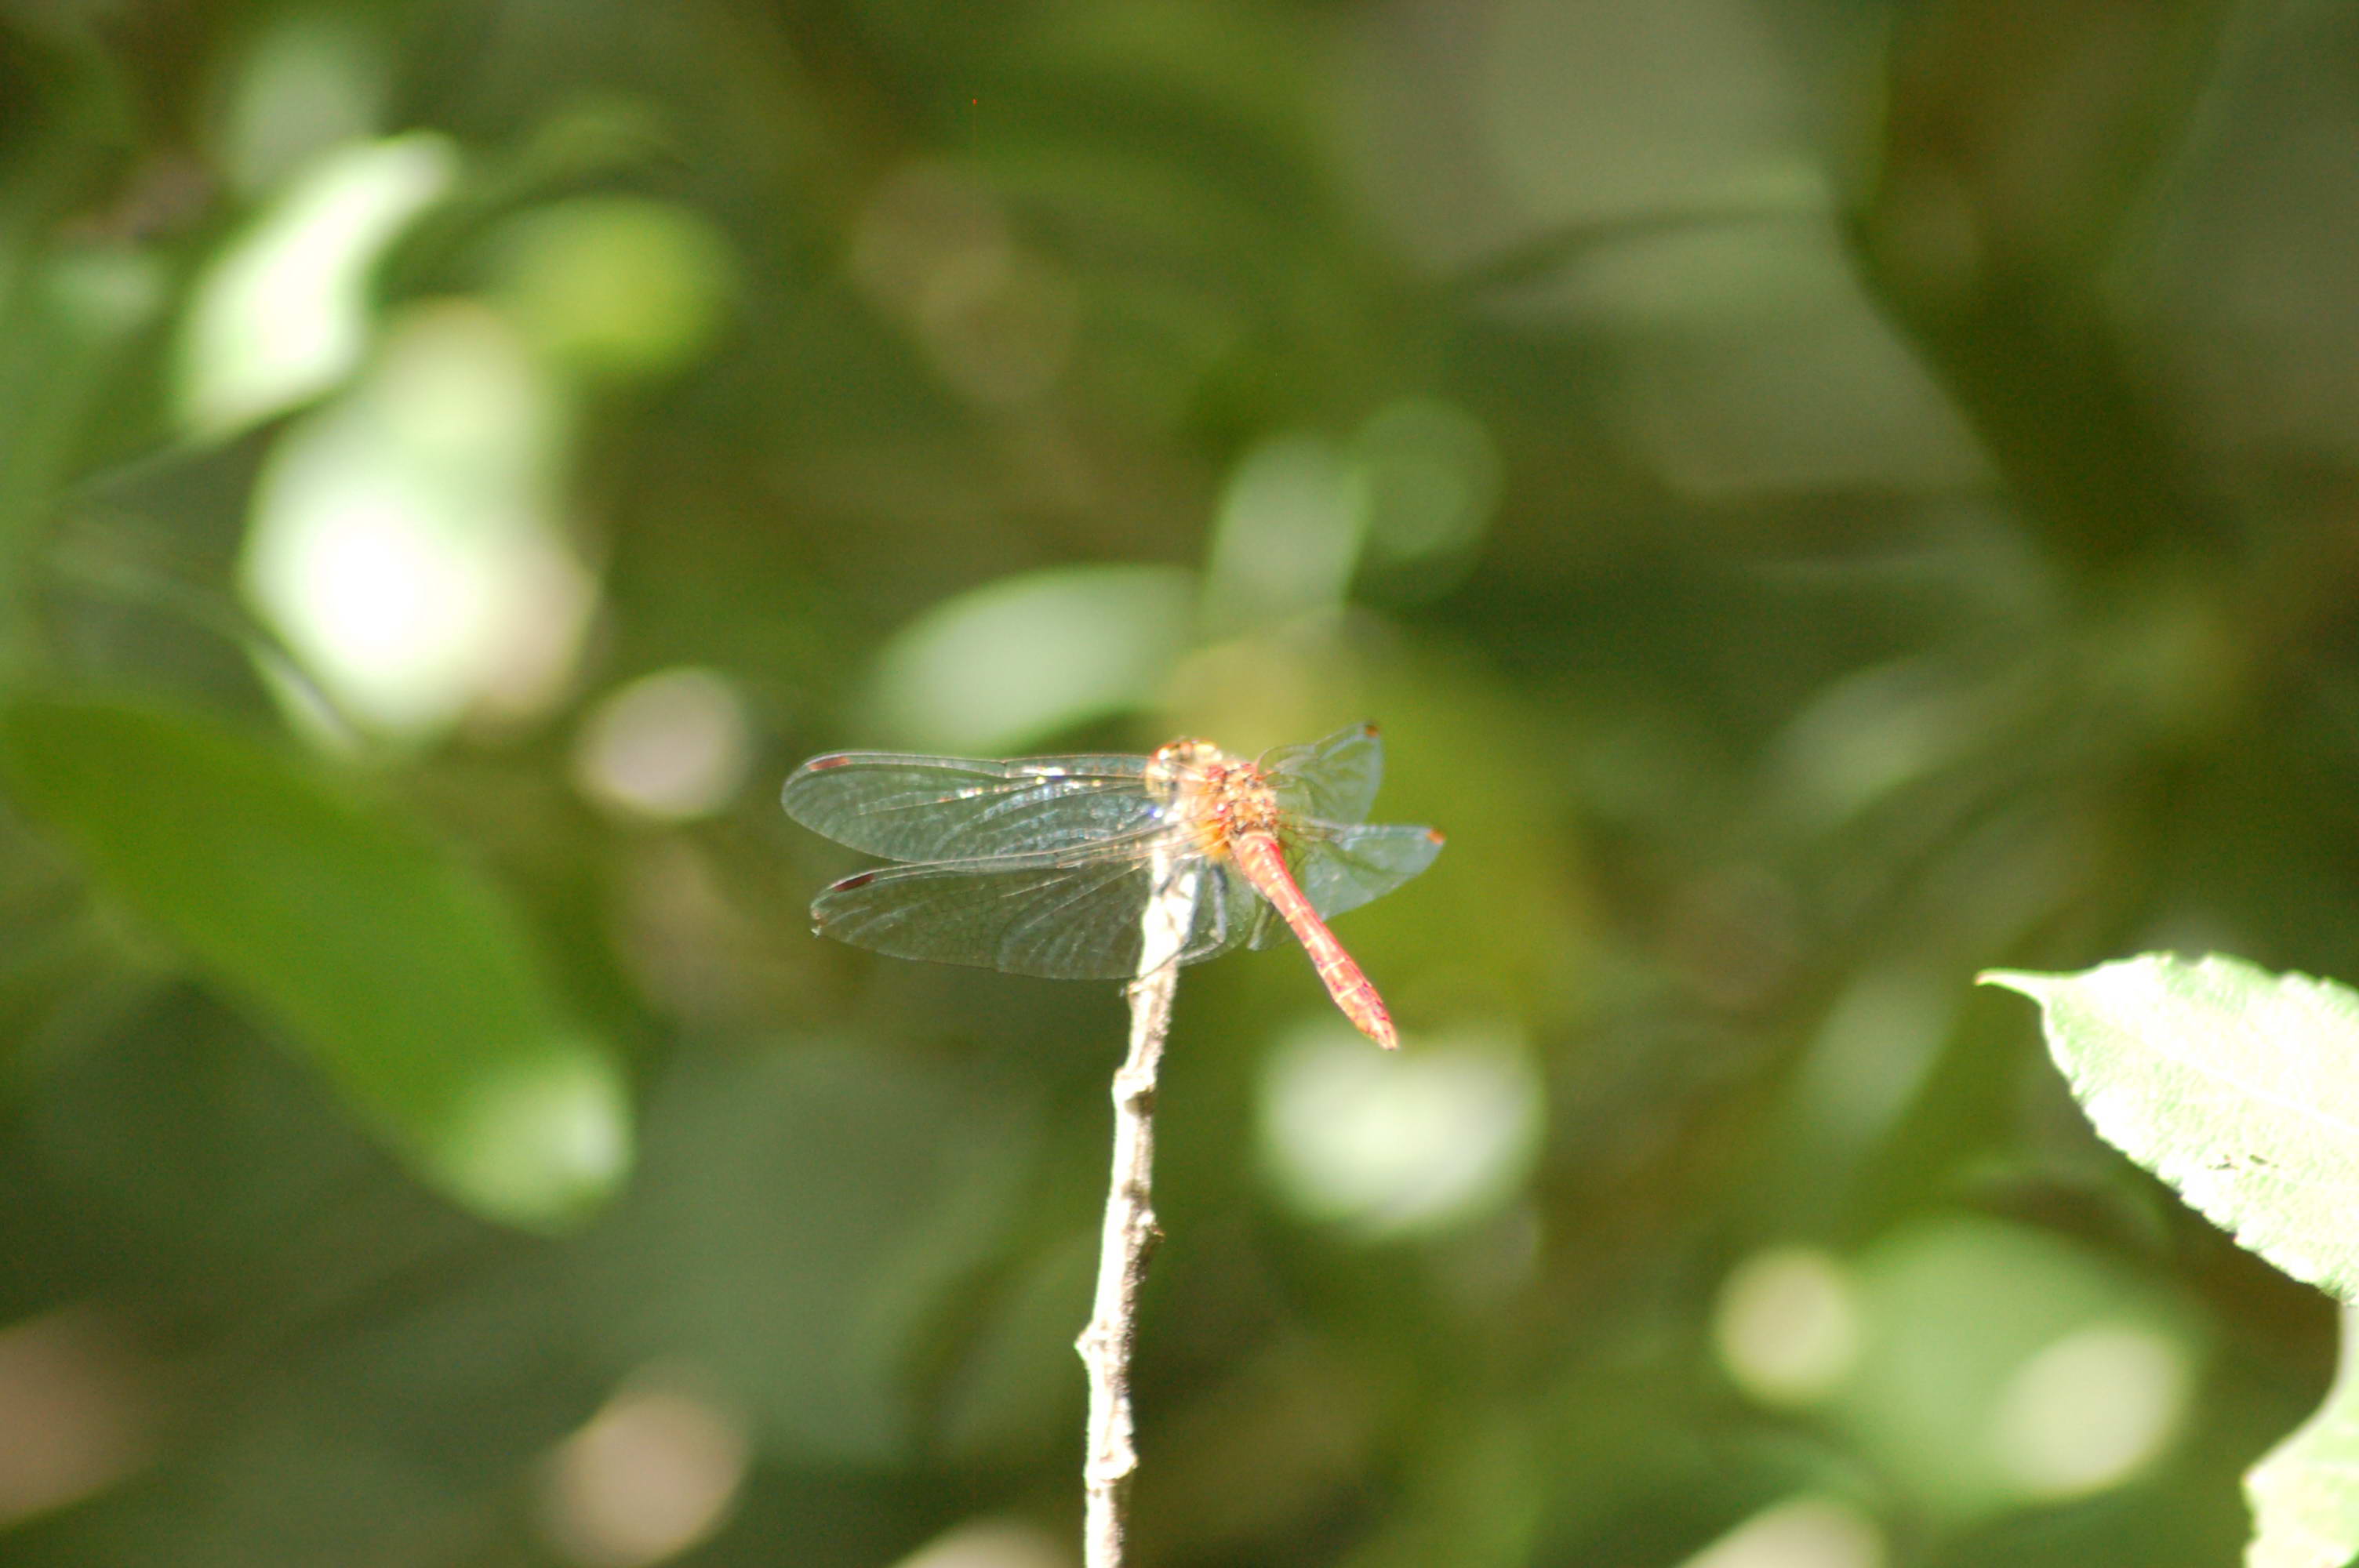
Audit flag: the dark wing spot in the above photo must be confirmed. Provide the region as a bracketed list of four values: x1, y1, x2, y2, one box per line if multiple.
[1425, 828, 1445, 844]
[831, 870, 879, 890]
[804, 754, 856, 771]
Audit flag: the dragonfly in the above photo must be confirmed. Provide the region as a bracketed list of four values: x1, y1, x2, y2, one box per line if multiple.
[780, 723, 1444, 1047]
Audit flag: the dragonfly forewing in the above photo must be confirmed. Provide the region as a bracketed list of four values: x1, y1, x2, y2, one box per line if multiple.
[782, 752, 1164, 862]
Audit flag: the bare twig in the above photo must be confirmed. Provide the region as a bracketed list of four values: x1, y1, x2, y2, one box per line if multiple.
[1077, 849, 1198, 1568]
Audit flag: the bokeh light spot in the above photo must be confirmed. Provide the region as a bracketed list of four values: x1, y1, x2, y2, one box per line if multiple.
[240, 302, 594, 739]
[1989, 1323, 2191, 1499]
[1259, 1022, 1542, 1240]
[538, 1372, 748, 1568]
[574, 668, 754, 822]
[442, 1046, 634, 1230]
[0, 1308, 158, 1527]
[1714, 1247, 1862, 1406]
[487, 196, 736, 382]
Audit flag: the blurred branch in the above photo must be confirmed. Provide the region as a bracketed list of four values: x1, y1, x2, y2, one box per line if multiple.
[1848, 0, 2246, 572]
[1077, 855, 1198, 1568]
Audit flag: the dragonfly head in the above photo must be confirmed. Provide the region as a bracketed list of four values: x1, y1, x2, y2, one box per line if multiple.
[1143, 736, 1226, 790]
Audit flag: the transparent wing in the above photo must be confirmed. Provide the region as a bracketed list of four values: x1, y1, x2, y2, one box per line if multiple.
[813, 853, 1250, 979]
[1209, 861, 1280, 948]
[1194, 864, 1270, 961]
[782, 750, 1160, 862]
[1247, 822, 1445, 949]
[1261, 723, 1383, 826]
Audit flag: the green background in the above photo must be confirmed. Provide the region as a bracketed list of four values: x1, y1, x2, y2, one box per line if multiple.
[0, 1, 2350, 1564]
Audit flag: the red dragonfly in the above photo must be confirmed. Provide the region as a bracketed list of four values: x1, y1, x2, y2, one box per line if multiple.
[780, 723, 1443, 1047]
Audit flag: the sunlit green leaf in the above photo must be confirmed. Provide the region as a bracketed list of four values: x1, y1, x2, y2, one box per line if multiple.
[1983, 954, 2359, 1300]
[2246, 1306, 2359, 1568]
[867, 563, 1199, 753]
[176, 131, 457, 437]
[0, 693, 629, 1229]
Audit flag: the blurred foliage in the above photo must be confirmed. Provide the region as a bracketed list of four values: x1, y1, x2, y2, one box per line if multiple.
[2, 1, 2357, 1566]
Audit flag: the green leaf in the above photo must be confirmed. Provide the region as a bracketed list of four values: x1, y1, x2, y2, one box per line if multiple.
[2246, 1305, 2359, 1568]
[1986, 954, 2359, 1566]
[865, 563, 1199, 753]
[576, 1043, 1032, 1463]
[0, 693, 630, 1229]
[1982, 953, 2359, 1301]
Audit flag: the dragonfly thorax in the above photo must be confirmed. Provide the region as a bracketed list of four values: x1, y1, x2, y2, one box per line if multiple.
[1143, 739, 1284, 859]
